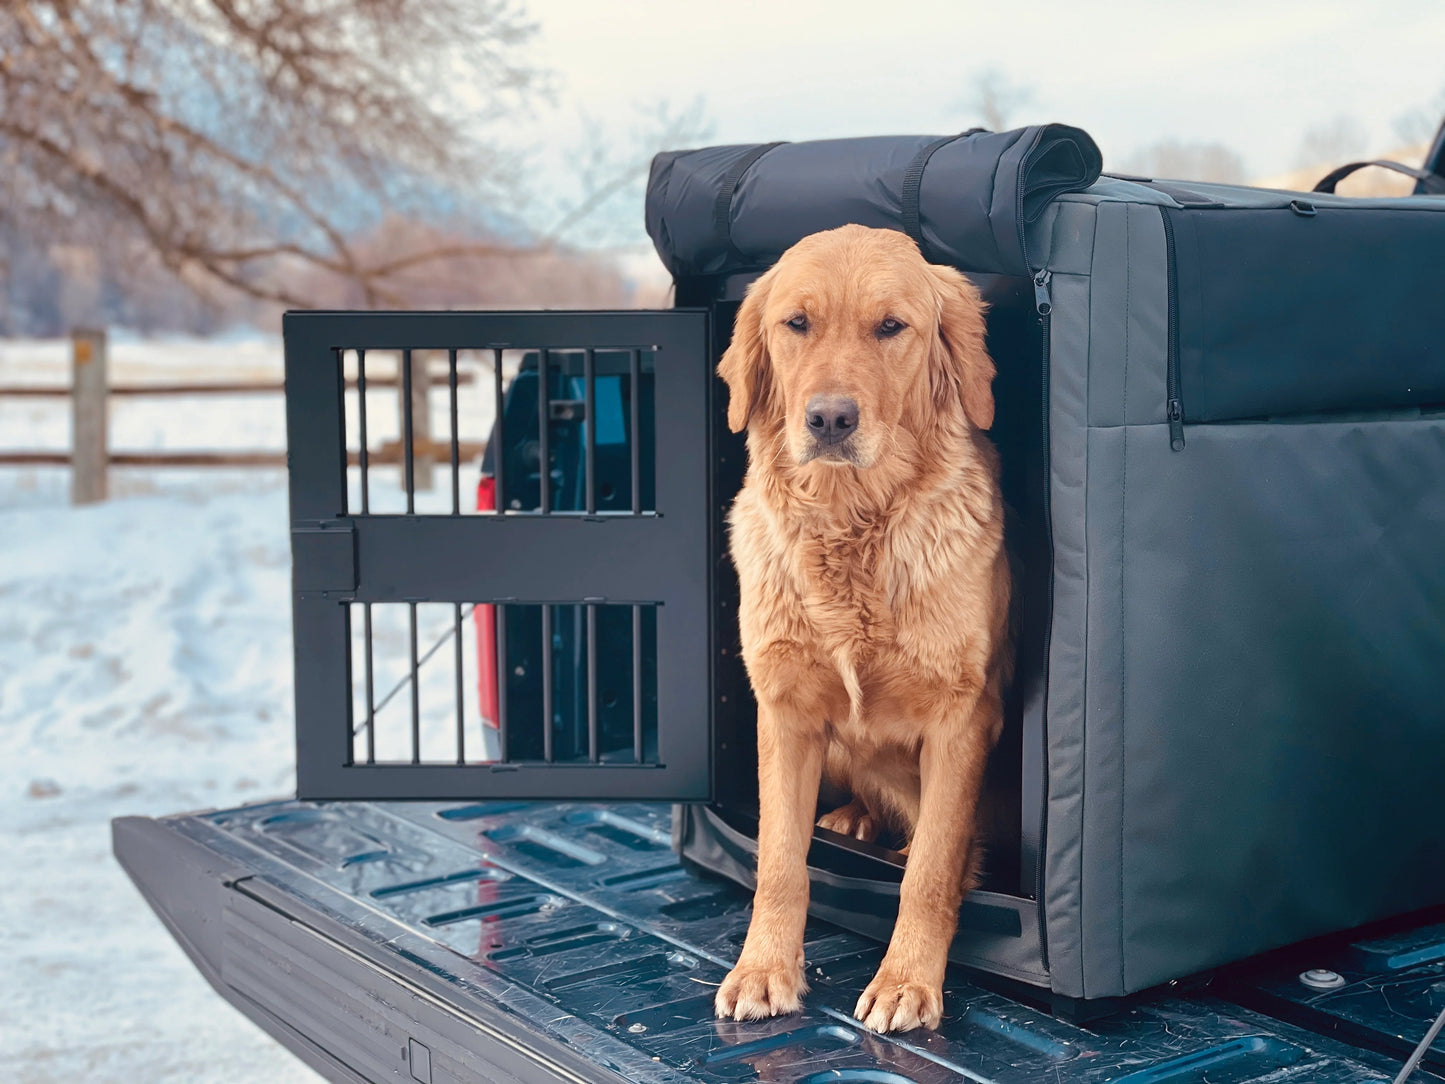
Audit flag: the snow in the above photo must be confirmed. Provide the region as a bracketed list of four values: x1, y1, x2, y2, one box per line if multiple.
[0, 335, 342, 1081]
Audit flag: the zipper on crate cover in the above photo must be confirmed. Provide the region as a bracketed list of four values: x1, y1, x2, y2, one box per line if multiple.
[1033, 265, 1053, 973]
[1158, 207, 1185, 451]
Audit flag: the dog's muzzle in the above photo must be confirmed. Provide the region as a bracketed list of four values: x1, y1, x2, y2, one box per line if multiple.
[800, 395, 862, 465]
[805, 394, 859, 445]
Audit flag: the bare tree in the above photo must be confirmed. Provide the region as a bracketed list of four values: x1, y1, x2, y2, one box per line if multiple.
[1118, 140, 1247, 184]
[962, 70, 1034, 132]
[0, 0, 542, 310]
[1294, 115, 1369, 169]
[541, 96, 714, 251]
[1394, 91, 1445, 148]
[279, 215, 636, 312]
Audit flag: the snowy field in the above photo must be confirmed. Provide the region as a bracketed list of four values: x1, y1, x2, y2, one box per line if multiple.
[0, 335, 500, 1081]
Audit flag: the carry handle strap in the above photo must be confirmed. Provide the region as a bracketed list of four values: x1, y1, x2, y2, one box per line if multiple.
[714, 142, 788, 253]
[1313, 160, 1445, 195]
[902, 129, 988, 258]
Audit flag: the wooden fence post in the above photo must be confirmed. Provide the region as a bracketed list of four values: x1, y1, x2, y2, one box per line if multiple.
[71, 328, 108, 504]
[407, 351, 435, 491]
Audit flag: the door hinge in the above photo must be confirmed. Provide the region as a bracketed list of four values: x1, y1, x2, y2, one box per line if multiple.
[292, 520, 356, 598]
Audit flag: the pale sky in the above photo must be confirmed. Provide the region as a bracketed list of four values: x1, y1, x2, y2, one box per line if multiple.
[493, 0, 1445, 256]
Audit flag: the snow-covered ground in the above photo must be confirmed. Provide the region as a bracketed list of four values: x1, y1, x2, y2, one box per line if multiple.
[0, 481, 321, 1083]
[0, 334, 500, 1081]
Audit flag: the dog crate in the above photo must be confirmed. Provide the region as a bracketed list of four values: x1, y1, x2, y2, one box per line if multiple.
[282, 126, 1445, 1007]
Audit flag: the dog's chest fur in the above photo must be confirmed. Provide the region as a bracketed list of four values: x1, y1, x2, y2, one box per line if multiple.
[733, 468, 997, 732]
[795, 518, 896, 658]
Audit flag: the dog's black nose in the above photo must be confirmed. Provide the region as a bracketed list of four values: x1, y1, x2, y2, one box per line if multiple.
[805, 395, 859, 445]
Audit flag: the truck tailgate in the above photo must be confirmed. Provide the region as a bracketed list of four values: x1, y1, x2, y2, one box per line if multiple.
[114, 800, 1439, 1083]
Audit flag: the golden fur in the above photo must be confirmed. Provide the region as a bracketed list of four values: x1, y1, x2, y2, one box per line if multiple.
[712, 225, 1011, 1033]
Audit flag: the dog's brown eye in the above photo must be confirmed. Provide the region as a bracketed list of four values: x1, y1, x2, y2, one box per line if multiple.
[785, 314, 809, 333]
[877, 317, 906, 339]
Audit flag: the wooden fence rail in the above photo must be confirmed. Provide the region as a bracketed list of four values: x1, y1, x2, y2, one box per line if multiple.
[0, 329, 482, 503]
[0, 375, 445, 397]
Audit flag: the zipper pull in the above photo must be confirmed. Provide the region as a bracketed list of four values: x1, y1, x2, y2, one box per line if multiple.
[1167, 398, 1185, 451]
[1032, 269, 1053, 316]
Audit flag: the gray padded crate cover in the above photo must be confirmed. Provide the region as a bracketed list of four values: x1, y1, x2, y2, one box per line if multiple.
[651, 130, 1445, 999]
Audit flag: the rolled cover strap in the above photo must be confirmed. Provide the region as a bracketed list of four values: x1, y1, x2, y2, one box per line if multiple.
[902, 129, 987, 260]
[646, 125, 1102, 279]
[1313, 159, 1445, 195]
[713, 142, 788, 256]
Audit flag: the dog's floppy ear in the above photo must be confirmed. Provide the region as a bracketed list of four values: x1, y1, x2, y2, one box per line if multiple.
[717, 270, 775, 433]
[926, 264, 995, 431]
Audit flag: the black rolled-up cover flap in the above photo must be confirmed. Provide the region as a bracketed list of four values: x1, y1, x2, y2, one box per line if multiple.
[645, 125, 1102, 279]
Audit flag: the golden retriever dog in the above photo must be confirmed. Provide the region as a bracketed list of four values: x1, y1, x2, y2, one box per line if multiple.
[712, 224, 1011, 1033]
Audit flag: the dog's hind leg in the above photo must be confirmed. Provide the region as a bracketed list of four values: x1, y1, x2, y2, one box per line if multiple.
[817, 798, 881, 842]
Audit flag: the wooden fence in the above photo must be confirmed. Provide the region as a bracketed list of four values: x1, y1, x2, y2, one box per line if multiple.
[0, 329, 483, 504]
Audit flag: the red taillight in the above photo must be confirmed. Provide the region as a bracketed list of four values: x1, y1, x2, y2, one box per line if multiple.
[474, 475, 499, 731]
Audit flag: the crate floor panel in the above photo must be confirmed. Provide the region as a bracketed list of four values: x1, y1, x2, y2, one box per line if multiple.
[114, 800, 1439, 1084]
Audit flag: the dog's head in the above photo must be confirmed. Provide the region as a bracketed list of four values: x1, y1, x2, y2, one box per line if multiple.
[718, 224, 994, 472]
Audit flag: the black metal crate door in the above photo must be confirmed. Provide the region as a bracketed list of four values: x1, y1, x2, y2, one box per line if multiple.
[283, 311, 710, 802]
[483, 350, 660, 765]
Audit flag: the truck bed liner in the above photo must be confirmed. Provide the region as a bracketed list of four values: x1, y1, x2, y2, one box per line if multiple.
[114, 800, 1442, 1083]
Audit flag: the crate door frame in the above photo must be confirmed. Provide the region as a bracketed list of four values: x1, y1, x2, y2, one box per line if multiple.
[284, 310, 712, 801]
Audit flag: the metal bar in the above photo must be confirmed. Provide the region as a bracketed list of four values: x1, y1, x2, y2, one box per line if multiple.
[495, 602, 509, 761]
[584, 348, 596, 515]
[453, 602, 465, 764]
[305, 762, 693, 803]
[344, 515, 678, 604]
[402, 349, 416, 513]
[354, 605, 473, 734]
[344, 603, 354, 769]
[409, 601, 420, 764]
[637, 317, 711, 798]
[357, 349, 370, 515]
[587, 604, 599, 763]
[448, 349, 460, 515]
[492, 349, 506, 514]
[629, 348, 641, 514]
[284, 309, 701, 352]
[633, 604, 643, 764]
[537, 349, 550, 515]
[363, 604, 376, 765]
[540, 605, 554, 763]
[284, 320, 351, 798]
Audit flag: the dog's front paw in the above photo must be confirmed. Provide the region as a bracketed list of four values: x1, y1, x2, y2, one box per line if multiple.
[853, 970, 943, 1032]
[715, 961, 808, 1020]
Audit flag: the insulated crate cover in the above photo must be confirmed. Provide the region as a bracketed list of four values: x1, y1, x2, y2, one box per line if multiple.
[648, 128, 1445, 999]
